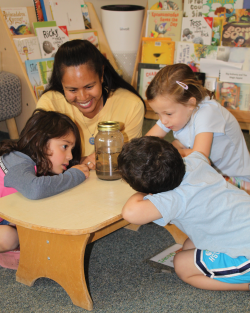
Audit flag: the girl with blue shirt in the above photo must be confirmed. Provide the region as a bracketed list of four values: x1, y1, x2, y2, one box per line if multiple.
[146, 63, 250, 192]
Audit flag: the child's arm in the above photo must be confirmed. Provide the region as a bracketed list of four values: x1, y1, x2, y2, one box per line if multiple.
[177, 132, 213, 158]
[145, 124, 167, 138]
[122, 192, 162, 225]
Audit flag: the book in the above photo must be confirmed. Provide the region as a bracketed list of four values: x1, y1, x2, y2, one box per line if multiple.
[181, 17, 213, 45]
[211, 17, 224, 46]
[39, 0, 48, 21]
[217, 46, 250, 71]
[243, 0, 250, 8]
[219, 69, 250, 84]
[146, 244, 183, 273]
[68, 30, 100, 50]
[33, 20, 57, 35]
[81, 4, 92, 29]
[36, 26, 69, 58]
[40, 0, 53, 21]
[184, 0, 244, 18]
[216, 81, 250, 110]
[25, 57, 54, 99]
[145, 10, 182, 41]
[1, 7, 32, 35]
[141, 37, 175, 64]
[148, 0, 183, 11]
[33, 0, 44, 22]
[174, 41, 218, 72]
[49, 0, 85, 31]
[137, 63, 166, 99]
[13, 37, 41, 62]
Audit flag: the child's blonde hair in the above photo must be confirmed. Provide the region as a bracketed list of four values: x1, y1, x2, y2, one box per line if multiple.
[146, 63, 210, 107]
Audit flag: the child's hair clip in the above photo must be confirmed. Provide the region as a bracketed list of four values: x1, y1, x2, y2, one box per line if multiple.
[176, 81, 188, 90]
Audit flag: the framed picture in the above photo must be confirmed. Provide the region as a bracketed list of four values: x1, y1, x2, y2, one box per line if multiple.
[137, 63, 166, 99]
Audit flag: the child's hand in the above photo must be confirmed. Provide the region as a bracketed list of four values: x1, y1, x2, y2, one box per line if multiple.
[72, 164, 90, 178]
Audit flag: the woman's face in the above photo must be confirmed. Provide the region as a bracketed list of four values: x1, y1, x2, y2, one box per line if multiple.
[61, 64, 103, 119]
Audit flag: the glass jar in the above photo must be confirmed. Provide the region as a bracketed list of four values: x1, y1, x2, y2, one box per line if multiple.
[95, 121, 124, 181]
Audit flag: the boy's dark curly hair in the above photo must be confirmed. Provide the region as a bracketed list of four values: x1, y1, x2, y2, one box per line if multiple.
[118, 136, 185, 194]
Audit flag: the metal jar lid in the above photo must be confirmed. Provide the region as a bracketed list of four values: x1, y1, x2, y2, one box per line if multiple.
[97, 121, 120, 131]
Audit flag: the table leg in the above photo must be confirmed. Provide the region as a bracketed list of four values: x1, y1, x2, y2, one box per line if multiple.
[16, 226, 93, 311]
[164, 224, 188, 245]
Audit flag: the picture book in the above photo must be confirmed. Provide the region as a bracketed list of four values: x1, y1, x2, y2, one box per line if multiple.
[148, 0, 183, 11]
[243, 0, 250, 8]
[25, 57, 54, 98]
[174, 41, 218, 72]
[181, 17, 213, 45]
[145, 10, 183, 41]
[141, 37, 175, 64]
[184, 0, 244, 18]
[217, 46, 250, 71]
[146, 244, 183, 273]
[219, 69, 250, 84]
[211, 17, 223, 46]
[81, 4, 92, 29]
[13, 37, 41, 62]
[36, 26, 69, 58]
[137, 63, 166, 99]
[1, 7, 31, 35]
[33, 21, 57, 35]
[68, 30, 100, 50]
[216, 81, 250, 111]
[50, 0, 85, 31]
[33, 0, 44, 22]
[39, 0, 53, 21]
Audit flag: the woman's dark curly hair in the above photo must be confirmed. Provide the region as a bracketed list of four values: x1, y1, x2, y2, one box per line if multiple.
[118, 136, 185, 194]
[44, 39, 145, 110]
[0, 109, 81, 176]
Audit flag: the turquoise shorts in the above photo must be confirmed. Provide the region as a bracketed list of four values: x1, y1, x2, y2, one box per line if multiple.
[195, 249, 250, 284]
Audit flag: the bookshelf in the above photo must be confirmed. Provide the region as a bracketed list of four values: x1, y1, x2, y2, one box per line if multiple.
[0, 2, 119, 134]
[131, 3, 250, 133]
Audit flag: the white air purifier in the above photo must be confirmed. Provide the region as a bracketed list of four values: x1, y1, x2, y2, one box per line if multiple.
[101, 5, 145, 83]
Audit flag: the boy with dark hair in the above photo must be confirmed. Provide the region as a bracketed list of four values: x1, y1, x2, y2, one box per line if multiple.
[118, 136, 250, 291]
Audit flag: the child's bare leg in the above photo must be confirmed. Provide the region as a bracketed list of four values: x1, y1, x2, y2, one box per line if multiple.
[174, 249, 249, 291]
[182, 238, 195, 250]
[0, 226, 19, 252]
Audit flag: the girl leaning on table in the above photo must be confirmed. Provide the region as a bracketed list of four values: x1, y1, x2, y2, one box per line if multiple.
[36, 39, 145, 169]
[145, 63, 250, 193]
[0, 109, 89, 253]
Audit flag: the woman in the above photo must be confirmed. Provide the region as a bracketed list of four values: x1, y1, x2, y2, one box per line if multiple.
[37, 40, 145, 168]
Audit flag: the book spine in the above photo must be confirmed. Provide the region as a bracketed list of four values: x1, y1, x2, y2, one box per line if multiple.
[33, 0, 44, 22]
[40, 0, 48, 21]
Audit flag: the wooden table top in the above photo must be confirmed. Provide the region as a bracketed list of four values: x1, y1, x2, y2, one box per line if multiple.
[0, 171, 135, 235]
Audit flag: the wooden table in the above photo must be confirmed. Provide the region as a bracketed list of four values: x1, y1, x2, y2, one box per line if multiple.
[0, 171, 137, 311]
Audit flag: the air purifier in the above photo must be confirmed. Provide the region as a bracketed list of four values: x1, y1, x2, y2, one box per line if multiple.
[101, 5, 145, 83]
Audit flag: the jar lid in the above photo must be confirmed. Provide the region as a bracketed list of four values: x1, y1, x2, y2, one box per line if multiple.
[97, 121, 120, 131]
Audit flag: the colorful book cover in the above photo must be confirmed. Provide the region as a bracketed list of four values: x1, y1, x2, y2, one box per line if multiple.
[137, 63, 166, 99]
[145, 10, 182, 41]
[50, 0, 85, 31]
[33, 21, 57, 35]
[68, 30, 100, 50]
[1, 7, 31, 35]
[216, 81, 250, 110]
[36, 26, 69, 58]
[81, 4, 92, 29]
[148, 0, 183, 11]
[141, 37, 175, 64]
[181, 17, 213, 45]
[174, 41, 218, 72]
[184, 0, 243, 18]
[39, 0, 47, 21]
[211, 17, 223, 46]
[25, 57, 54, 96]
[13, 37, 41, 62]
[33, 0, 44, 22]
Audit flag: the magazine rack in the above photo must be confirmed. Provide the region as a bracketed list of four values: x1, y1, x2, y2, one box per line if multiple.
[131, 2, 250, 132]
[0, 2, 119, 134]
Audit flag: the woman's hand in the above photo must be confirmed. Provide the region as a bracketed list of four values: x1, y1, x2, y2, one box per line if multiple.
[72, 164, 90, 178]
[80, 152, 96, 170]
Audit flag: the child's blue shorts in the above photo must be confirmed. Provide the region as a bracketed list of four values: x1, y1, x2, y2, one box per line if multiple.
[0, 219, 10, 226]
[195, 249, 250, 284]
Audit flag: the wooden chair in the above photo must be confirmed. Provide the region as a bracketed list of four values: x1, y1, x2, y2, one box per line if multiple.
[0, 71, 21, 139]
